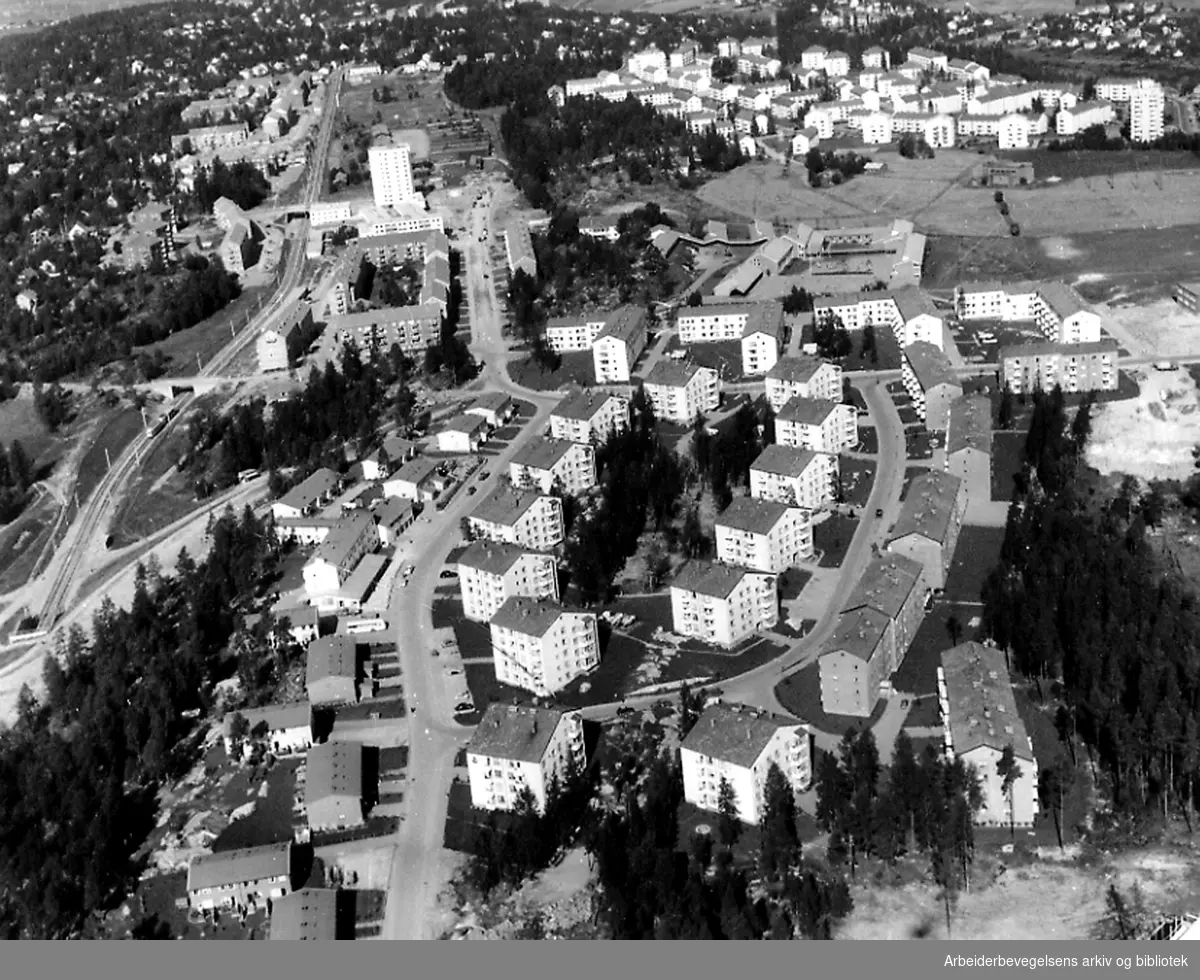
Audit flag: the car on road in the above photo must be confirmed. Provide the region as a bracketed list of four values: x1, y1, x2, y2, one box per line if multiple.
[467, 486, 477, 495]
[478, 470, 490, 480]
[454, 701, 475, 714]
[438, 570, 458, 579]
[876, 508, 884, 518]
[445, 667, 464, 678]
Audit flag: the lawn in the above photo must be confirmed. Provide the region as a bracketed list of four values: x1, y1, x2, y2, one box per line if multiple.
[77, 408, 145, 505]
[838, 323, 902, 372]
[1001, 147, 1200, 183]
[942, 526, 1005, 604]
[0, 396, 55, 468]
[211, 758, 302, 852]
[666, 336, 746, 381]
[138, 281, 274, 377]
[774, 662, 887, 737]
[895, 404, 920, 427]
[922, 235, 1048, 293]
[814, 513, 858, 568]
[0, 492, 63, 595]
[506, 351, 594, 391]
[991, 430, 1026, 503]
[891, 603, 984, 699]
[899, 464, 932, 500]
[839, 458, 876, 507]
[905, 429, 939, 460]
[109, 483, 201, 549]
[856, 426, 878, 454]
[779, 567, 811, 601]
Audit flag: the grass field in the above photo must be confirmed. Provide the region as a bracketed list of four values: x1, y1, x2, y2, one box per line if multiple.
[774, 661, 888, 736]
[506, 351, 594, 390]
[136, 281, 273, 377]
[0, 397, 55, 468]
[815, 513, 858, 567]
[77, 408, 144, 504]
[0, 493, 63, 595]
[1001, 147, 1200, 183]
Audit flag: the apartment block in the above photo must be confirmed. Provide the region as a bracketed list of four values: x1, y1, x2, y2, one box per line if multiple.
[549, 390, 629, 445]
[305, 635, 359, 706]
[749, 445, 836, 510]
[680, 701, 813, 825]
[504, 218, 537, 279]
[886, 470, 966, 591]
[643, 360, 720, 423]
[489, 598, 600, 696]
[367, 133, 418, 208]
[999, 339, 1119, 395]
[902, 342, 963, 432]
[467, 703, 586, 814]
[954, 280, 1101, 344]
[670, 560, 778, 648]
[592, 306, 649, 383]
[468, 486, 565, 551]
[305, 742, 365, 832]
[326, 303, 442, 356]
[818, 553, 925, 717]
[812, 287, 944, 349]
[1055, 99, 1115, 136]
[715, 497, 813, 573]
[776, 397, 857, 453]
[939, 643, 1039, 827]
[946, 394, 993, 498]
[458, 541, 559, 623]
[765, 356, 843, 412]
[509, 437, 597, 496]
[1129, 79, 1165, 143]
[676, 302, 784, 377]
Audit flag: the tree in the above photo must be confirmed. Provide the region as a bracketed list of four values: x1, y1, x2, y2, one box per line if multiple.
[759, 763, 800, 881]
[717, 776, 741, 849]
[946, 613, 963, 648]
[998, 383, 1014, 430]
[996, 744, 1022, 842]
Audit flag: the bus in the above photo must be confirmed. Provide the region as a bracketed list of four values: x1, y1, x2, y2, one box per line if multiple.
[344, 617, 387, 635]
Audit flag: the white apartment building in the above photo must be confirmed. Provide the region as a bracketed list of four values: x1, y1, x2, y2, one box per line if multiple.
[1055, 99, 1115, 135]
[670, 560, 778, 648]
[509, 437, 597, 496]
[861, 111, 894, 145]
[309, 201, 354, 227]
[544, 314, 607, 352]
[468, 486, 565, 551]
[765, 355, 842, 413]
[680, 701, 813, 826]
[1094, 76, 1140, 103]
[458, 540, 559, 623]
[906, 47, 949, 71]
[806, 106, 836, 139]
[776, 397, 857, 454]
[592, 306, 649, 383]
[302, 513, 379, 598]
[643, 360, 720, 424]
[367, 135, 419, 208]
[749, 445, 836, 510]
[998, 113, 1031, 149]
[954, 280, 1101, 344]
[862, 46, 888, 69]
[800, 45, 827, 71]
[675, 303, 783, 377]
[939, 643, 1039, 828]
[467, 703, 586, 814]
[549, 390, 629, 445]
[1130, 79, 1164, 143]
[812, 287, 945, 349]
[715, 497, 813, 573]
[489, 597, 600, 696]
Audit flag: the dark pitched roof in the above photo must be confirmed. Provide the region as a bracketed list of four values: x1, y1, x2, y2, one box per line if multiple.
[777, 396, 839, 426]
[940, 642, 1034, 761]
[946, 395, 993, 457]
[715, 496, 794, 536]
[305, 636, 357, 684]
[888, 470, 963, 546]
[467, 702, 576, 763]
[822, 606, 892, 662]
[188, 842, 292, 893]
[490, 597, 579, 638]
[270, 888, 338, 940]
[843, 553, 923, 619]
[671, 559, 762, 599]
[458, 540, 536, 576]
[680, 701, 804, 768]
[305, 742, 363, 804]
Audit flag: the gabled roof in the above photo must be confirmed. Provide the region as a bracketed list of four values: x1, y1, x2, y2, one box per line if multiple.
[458, 540, 542, 576]
[822, 605, 892, 662]
[553, 389, 627, 423]
[388, 456, 439, 486]
[715, 496, 795, 536]
[843, 553, 923, 620]
[467, 702, 576, 764]
[278, 468, 339, 511]
[671, 559, 764, 600]
[490, 596, 576, 638]
[306, 742, 362, 804]
[644, 358, 710, 388]
[940, 642, 1034, 762]
[768, 355, 831, 385]
[311, 512, 375, 569]
[511, 436, 581, 472]
[947, 395, 993, 457]
[222, 701, 312, 740]
[750, 444, 820, 478]
[188, 842, 291, 894]
[470, 485, 547, 527]
[306, 635, 357, 684]
[904, 341, 959, 392]
[596, 305, 648, 344]
[270, 888, 338, 940]
[777, 396, 839, 426]
[440, 413, 488, 436]
[681, 701, 803, 769]
[889, 470, 963, 546]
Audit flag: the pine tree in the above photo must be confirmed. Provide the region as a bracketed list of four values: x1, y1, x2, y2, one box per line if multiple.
[717, 776, 741, 848]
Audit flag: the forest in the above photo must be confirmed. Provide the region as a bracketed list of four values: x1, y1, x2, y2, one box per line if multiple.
[0, 507, 279, 938]
[188, 158, 272, 215]
[0, 440, 35, 524]
[981, 389, 1200, 825]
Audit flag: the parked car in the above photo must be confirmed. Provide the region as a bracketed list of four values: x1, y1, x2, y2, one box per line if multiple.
[454, 701, 475, 714]
[439, 570, 458, 579]
[876, 508, 884, 518]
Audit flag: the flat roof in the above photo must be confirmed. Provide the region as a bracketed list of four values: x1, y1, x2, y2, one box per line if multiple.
[715, 496, 794, 536]
[671, 559, 760, 600]
[270, 888, 338, 940]
[490, 596, 574, 638]
[335, 552, 388, 603]
[188, 842, 291, 894]
[553, 389, 626, 423]
[467, 702, 575, 764]
[904, 341, 959, 392]
[750, 444, 820, 478]
[306, 635, 357, 684]
[843, 553, 923, 620]
[941, 642, 1034, 761]
[306, 741, 363, 806]
[946, 395, 993, 457]
[681, 700, 804, 769]
[470, 485, 545, 527]
[889, 470, 963, 546]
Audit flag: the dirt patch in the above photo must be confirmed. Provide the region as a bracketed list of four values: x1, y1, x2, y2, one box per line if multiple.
[1100, 298, 1200, 358]
[1087, 367, 1200, 481]
[1040, 236, 1083, 260]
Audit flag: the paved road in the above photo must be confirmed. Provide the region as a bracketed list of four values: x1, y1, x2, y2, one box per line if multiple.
[380, 179, 565, 940]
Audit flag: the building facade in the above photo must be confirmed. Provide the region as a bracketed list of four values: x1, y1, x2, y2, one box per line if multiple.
[468, 487, 566, 551]
[670, 560, 778, 647]
[458, 541, 559, 623]
[714, 497, 813, 572]
[489, 598, 600, 696]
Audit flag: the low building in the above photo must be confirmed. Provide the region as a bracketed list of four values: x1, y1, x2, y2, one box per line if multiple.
[749, 445, 836, 510]
[466, 703, 586, 813]
[886, 470, 966, 591]
[465, 392, 516, 428]
[1000, 339, 1119, 395]
[765, 356, 842, 412]
[436, 414, 489, 454]
[680, 701, 813, 825]
[458, 541, 559, 623]
[818, 553, 925, 717]
[302, 513, 379, 598]
[902, 342, 963, 431]
[946, 395, 992, 497]
[715, 497, 813, 572]
[504, 218, 537, 279]
[383, 457, 440, 502]
[549, 390, 629, 445]
[643, 360, 720, 424]
[305, 635, 359, 706]
[373, 497, 416, 547]
[272, 468, 340, 520]
[509, 437, 596, 496]
[256, 328, 292, 373]
[489, 598, 600, 696]
[187, 842, 293, 911]
[812, 287, 944, 349]
[468, 486, 565, 551]
[775, 397, 857, 453]
[269, 888, 341, 940]
[222, 702, 313, 760]
[670, 560, 778, 648]
[939, 642, 1039, 827]
[305, 742, 365, 832]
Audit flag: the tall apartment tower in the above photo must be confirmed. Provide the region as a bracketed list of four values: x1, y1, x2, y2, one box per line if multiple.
[367, 135, 418, 208]
[1129, 79, 1164, 144]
